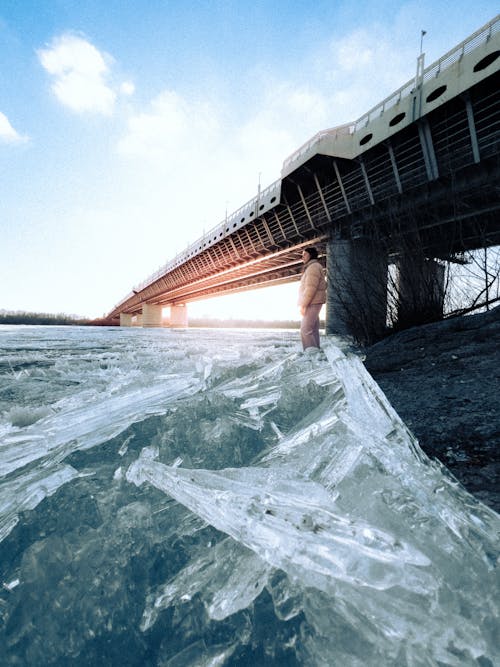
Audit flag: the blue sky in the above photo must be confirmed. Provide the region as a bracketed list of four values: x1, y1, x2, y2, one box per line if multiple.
[1, 1, 498, 320]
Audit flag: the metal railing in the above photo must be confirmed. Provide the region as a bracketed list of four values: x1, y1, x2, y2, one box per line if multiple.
[354, 14, 499, 131]
[119, 180, 282, 301]
[282, 123, 355, 171]
[284, 15, 499, 160]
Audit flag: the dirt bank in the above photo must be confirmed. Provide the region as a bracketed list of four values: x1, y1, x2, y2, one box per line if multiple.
[364, 306, 500, 513]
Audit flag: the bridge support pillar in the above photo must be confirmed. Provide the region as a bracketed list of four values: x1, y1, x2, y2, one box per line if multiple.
[119, 313, 133, 327]
[170, 304, 188, 328]
[133, 314, 143, 327]
[142, 303, 163, 327]
[325, 239, 388, 343]
[396, 255, 445, 327]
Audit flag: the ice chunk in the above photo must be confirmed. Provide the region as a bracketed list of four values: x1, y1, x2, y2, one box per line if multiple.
[127, 339, 500, 665]
[0, 464, 79, 542]
[163, 639, 239, 667]
[6, 405, 52, 427]
[128, 459, 432, 593]
[0, 373, 202, 478]
[141, 539, 272, 629]
[2, 578, 20, 591]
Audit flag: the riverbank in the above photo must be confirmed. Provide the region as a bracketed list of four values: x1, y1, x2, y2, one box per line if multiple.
[364, 305, 500, 513]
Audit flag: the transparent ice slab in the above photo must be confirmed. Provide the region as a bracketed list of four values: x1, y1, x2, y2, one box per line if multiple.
[128, 339, 500, 666]
[0, 464, 79, 542]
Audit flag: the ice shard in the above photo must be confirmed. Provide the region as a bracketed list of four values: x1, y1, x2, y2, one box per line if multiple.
[0, 464, 79, 542]
[128, 340, 500, 666]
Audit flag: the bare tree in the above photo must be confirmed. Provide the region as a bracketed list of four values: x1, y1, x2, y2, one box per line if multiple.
[325, 215, 499, 345]
[445, 245, 500, 316]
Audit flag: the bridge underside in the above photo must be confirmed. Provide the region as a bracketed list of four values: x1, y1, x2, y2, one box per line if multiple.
[128, 237, 327, 315]
[108, 67, 499, 336]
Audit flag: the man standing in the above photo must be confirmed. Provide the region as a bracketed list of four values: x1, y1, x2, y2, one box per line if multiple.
[298, 246, 326, 350]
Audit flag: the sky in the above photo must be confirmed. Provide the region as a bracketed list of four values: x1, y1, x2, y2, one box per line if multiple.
[1, 1, 498, 321]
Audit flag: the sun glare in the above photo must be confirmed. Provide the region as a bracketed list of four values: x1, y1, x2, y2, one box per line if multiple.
[162, 282, 303, 324]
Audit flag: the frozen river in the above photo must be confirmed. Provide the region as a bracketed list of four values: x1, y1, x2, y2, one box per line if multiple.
[0, 325, 498, 665]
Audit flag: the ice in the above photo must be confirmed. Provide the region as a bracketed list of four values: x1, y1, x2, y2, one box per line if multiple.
[0, 326, 498, 665]
[0, 372, 203, 478]
[140, 539, 271, 630]
[127, 460, 432, 590]
[0, 464, 79, 541]
[164, 639, 241, 667]
[0, 328, 218, 544]
[5, 405, 52, 427]
[127, 339, 499, 666]
[0, 370, 202, 540]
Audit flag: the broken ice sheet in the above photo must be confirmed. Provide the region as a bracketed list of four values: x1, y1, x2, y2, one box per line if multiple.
[2, 326, 497, 666]
[0, 464, 79, 542]
[0, 373, 202, 479]
[127, 339, 500, 665]
[127, 460, 432, 593]
[141, 538, 272, 630]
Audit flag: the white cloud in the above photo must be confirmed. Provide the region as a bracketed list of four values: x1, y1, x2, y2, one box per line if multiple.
[116, 87, 289, 220]
[323, 25, 417, 119]
[336, 29, 375, 71]
[234, 81, 330, 164]
[117, 89, 219, 159]
[0, 111, 28, 143]
[113, 80, 336, 265]
[120, 81, 135, 96]
[117, 80, 329, 183]
[37, 33, 117, 115]
[118, 19, 418, 175]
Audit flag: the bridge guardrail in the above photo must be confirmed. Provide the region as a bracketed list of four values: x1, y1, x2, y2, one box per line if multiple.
[283, 14, 500, 163]
[124, 179, 282, 299]
[354, 14, 499, 130]
[282, 123, 355, 172]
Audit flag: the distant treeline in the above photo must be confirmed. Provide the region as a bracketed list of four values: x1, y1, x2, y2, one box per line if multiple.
[0, 310, 91, 326]
[0, 310, 307, 329]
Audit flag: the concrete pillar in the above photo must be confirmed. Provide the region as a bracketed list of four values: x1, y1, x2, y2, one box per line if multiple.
[119, 313, 133, 327]
[325, 239, 388, 343]
[132, 314, 143, 327]
[170, 304, 188, 328]
[396, 255, 445, 327]
[142, 303, 163, 328]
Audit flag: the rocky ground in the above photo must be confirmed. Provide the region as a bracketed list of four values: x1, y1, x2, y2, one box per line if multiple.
[363, 305, 500, 513]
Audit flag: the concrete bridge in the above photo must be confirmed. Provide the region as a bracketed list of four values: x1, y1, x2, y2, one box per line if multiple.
[107, 15, 500, 341]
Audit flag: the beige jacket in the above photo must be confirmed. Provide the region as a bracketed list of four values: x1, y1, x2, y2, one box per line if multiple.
[298, 259, 327, 307]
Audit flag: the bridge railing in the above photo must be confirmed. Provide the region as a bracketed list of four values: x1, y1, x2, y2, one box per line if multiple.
[421, 15, 499, 84]
[354, 14, 499, 131]
[179, 180, 281, 261]
[283, 14, 500, 169]
[282, 123, 355, 173]
[124, 179, 282, 299]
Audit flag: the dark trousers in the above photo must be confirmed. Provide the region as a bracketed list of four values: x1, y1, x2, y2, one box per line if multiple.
[300, 303, 322, 349]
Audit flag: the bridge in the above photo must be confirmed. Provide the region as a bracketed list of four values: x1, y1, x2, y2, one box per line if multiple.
[106, 16, 500, 341]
